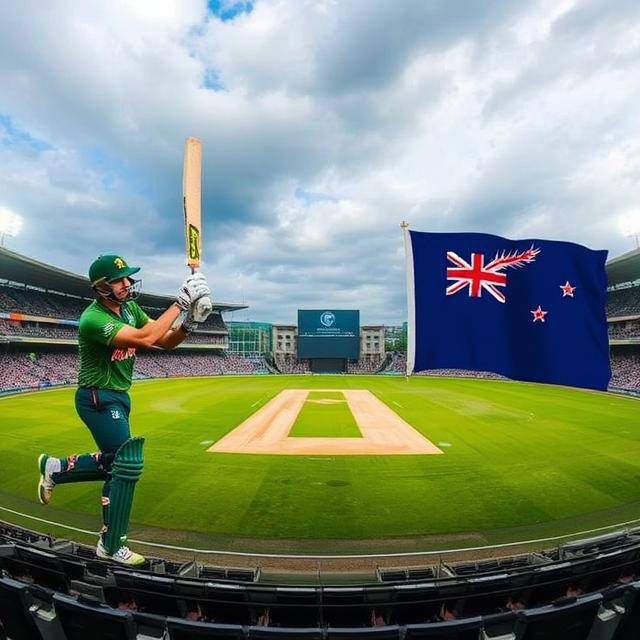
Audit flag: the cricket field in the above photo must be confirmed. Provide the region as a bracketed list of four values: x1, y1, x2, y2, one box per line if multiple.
[1, 375, 639, 555]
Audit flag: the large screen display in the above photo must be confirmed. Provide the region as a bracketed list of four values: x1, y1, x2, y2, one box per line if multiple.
[297, 310, 360, 359]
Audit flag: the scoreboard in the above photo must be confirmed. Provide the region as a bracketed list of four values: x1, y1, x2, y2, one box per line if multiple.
[297, 310, 360, 359]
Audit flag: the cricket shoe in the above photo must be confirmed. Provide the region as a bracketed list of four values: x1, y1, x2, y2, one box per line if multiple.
[37, 454, 60, 505]
[96, 539, 145, 566]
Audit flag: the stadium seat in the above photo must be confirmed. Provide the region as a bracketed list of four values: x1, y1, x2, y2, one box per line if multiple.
[0, 545, 70, 593]
[602, 580, 640, 640]
[133, 611, 168, 638]
[403, 617, 483, 639]
[513, 592, 602, 639]
[479, 610, 518, 638]
[166, 616, 246, 638]
[267, 586, 320, 627]
[53, 592, 137, 640]
[246, 626, 324, 639]
[0, 576, 45, 640]
[324, 626, 402, 639]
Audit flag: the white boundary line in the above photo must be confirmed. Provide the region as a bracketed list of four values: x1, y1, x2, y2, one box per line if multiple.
[2, 506, 639, 559]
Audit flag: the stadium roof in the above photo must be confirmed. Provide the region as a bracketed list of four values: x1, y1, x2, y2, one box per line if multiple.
[607, 247, 640, 287]
[0, 247, 247, 312]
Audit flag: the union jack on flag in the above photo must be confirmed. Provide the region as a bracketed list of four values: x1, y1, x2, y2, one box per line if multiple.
[446, 246, 540, 303]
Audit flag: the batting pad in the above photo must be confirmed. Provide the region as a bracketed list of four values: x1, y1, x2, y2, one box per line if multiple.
[102, 437, 144, 555]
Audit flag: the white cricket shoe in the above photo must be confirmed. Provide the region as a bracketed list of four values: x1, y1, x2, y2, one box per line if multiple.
[37, 454, 60, 505]
[96, 539, 145, 566]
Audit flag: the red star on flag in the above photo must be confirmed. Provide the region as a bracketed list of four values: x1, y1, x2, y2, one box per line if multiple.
[560, 281, 576, 297]
[531, 305, 548, 322]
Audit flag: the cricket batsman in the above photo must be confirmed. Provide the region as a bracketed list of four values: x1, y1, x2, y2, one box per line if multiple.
[37, 254, 210, 565]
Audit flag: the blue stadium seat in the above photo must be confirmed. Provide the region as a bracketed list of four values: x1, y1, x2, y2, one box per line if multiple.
[53, 592, 137, 640]
[0, 576, 44, 640]
[513, 592, 602, 639]
[403, 617, 483, 639]
[166, 617, 246, 639]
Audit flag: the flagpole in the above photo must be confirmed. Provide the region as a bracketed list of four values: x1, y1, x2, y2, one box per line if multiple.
[401, 221, 415, 379]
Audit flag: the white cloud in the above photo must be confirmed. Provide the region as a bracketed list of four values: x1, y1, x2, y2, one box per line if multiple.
[0, 0, 639, 323]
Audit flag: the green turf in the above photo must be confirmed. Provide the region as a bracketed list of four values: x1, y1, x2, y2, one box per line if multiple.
[288, 391, 362, 437]
[2, 375, 640, 553]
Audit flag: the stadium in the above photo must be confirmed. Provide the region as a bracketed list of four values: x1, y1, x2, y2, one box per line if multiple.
[0, 246, 639, 638]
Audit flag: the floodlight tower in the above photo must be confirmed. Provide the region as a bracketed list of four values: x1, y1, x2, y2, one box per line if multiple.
[0, 207, 22, 247]
[620, 210, 640, 249]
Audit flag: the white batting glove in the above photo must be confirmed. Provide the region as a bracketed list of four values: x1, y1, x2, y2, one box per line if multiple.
[192, 295, 212, 322]
[175, 273, 210, 311]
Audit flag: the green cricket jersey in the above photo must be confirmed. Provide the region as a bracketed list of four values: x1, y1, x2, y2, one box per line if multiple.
[77, 300, 150, 391]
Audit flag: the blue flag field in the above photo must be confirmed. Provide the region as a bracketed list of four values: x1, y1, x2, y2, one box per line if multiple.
[406, 230, 611, 391]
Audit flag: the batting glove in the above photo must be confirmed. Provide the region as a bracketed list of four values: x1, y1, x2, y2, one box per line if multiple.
[175, 273, 210, 311]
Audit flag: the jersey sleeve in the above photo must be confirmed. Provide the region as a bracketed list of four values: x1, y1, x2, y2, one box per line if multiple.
[79, 310, 125, 347]
[130, 302, 150, 328]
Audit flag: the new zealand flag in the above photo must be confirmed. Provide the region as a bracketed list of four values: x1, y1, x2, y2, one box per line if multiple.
[407, 231, 611, 391]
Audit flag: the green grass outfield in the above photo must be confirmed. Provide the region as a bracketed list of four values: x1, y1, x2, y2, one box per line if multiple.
[1, 375, 640, 554]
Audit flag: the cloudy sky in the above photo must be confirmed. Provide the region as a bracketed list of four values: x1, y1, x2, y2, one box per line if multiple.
[1, 0, 639, 324]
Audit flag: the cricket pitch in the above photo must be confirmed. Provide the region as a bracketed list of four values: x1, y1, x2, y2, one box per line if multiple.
[208, 389, 443, 455]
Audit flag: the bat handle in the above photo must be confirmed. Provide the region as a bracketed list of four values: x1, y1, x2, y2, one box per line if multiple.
[190, 266, 212, 321]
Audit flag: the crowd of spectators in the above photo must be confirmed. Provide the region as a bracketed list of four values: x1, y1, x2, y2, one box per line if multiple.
[382, 352, 640, 389]
[347, 355, 383, 373]
[135, 353, 227, 378]
[417, 369, 507, 380]
[609, 352, 640, 390]
[0, 285, 87, 319]
[180, 333, 227, 345]
[197, 311, 227, 332]
[1, 349, 639, 392]
[0, 318, 227, 346]
[607, 286, 640, 317]
[0, 351, 268, 391]
[0, 352, 77, 391]
[135, 352, 267, 378]
[0, 319, 78, 339]
[608, 320, 640, 340]
[274, 353, 311, 373]
[0, 284, 228, 335]
[385, 353, 407, 373]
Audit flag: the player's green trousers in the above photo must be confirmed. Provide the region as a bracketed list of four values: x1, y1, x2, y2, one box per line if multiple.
[50, 388, 144, 553]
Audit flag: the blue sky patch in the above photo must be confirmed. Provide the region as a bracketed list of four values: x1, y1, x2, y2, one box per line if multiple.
[207, 0, 253, 22]
[0, 115, 53, 151]
[203, 67, 225, 91]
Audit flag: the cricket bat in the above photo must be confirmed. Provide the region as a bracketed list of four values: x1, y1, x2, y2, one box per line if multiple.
[183, 136, 212, 321]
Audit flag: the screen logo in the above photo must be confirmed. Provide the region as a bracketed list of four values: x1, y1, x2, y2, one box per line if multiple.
[320, 311, 336, 327]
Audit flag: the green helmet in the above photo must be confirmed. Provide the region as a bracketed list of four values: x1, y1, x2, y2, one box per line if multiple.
[89, 255, 140, 286]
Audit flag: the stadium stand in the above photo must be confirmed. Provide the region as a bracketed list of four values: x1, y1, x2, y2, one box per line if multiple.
[347, 355, 383, 374]
[0, 351, 271, 390]
[274, 353, 311, 374]
[607, 286, 640, 317]
[609, 320, 640, 340]
[610, 352, 640, 390]
[3, 521, 640, 637]
[0, 285, 87, 319]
